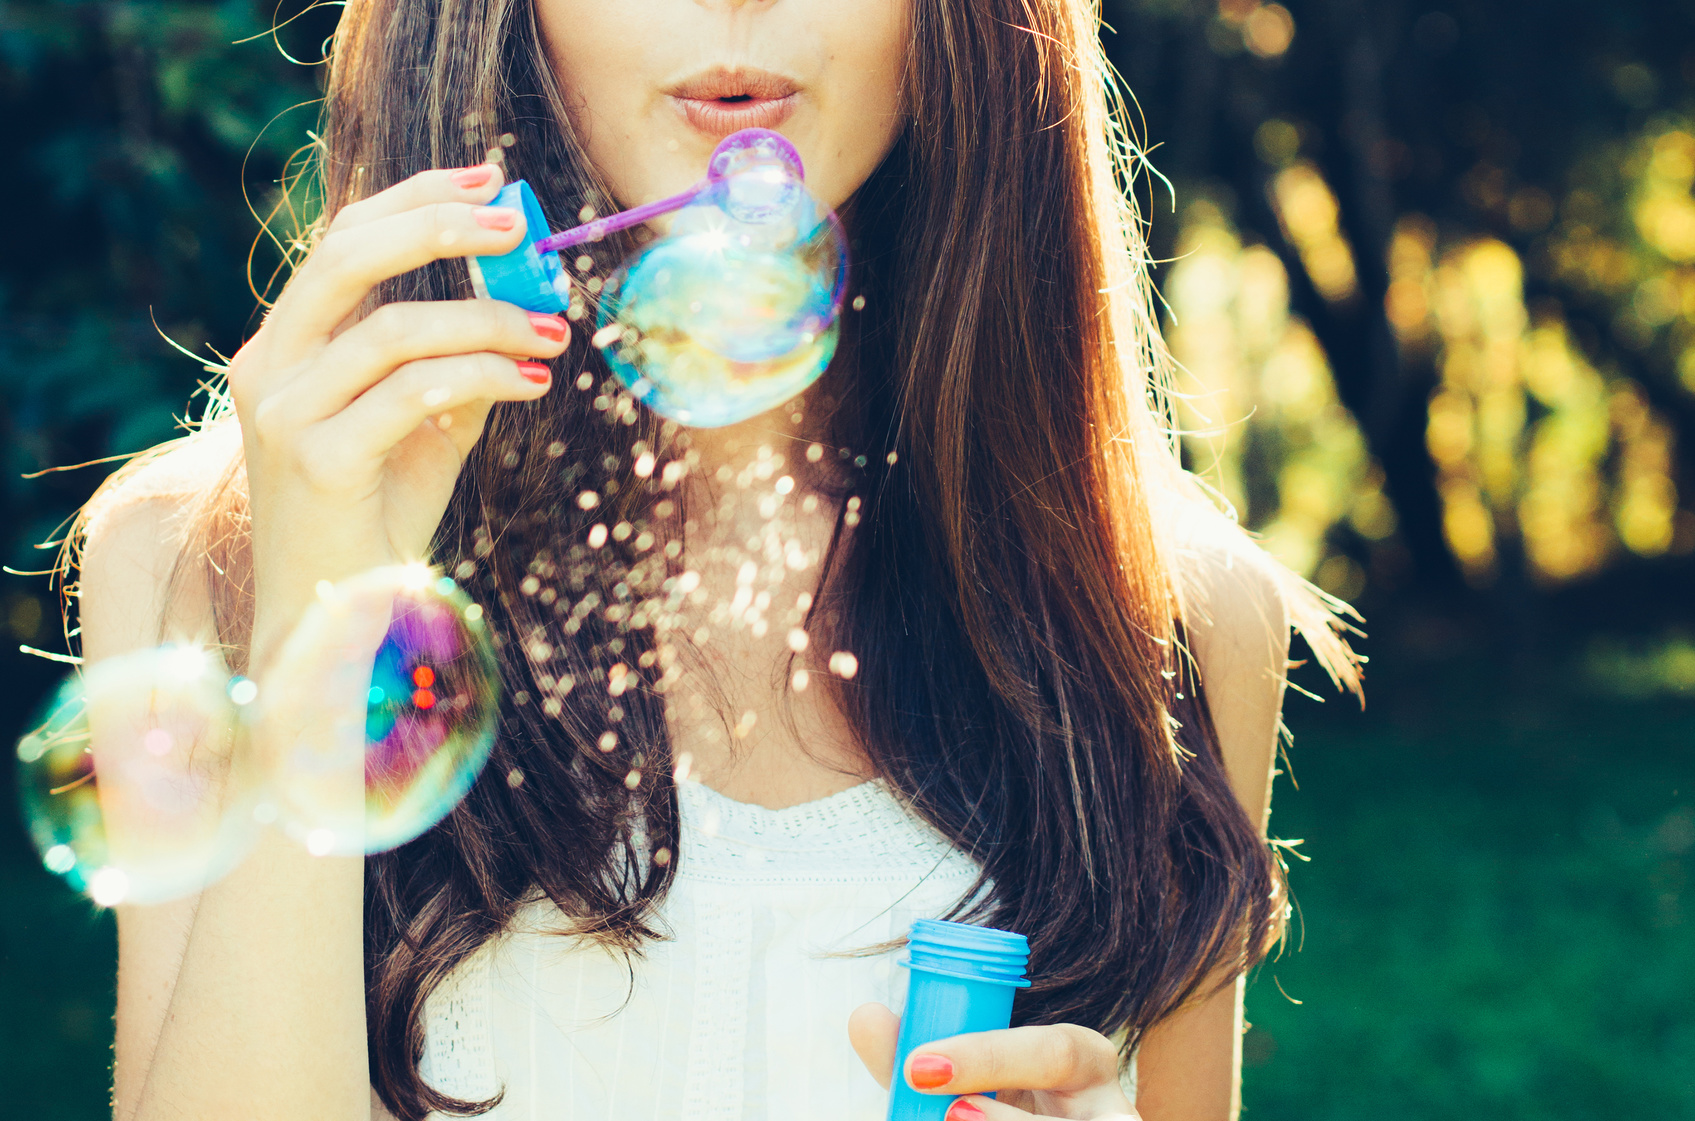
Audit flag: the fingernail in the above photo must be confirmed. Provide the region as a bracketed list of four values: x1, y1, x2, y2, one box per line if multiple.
[527, 313, 567, 342]
[517, 361, 552, 385]
[474, 207, 518, 231]
[450, 165, 494, 189]
[945, 1100, 986, 1121]
[908, 1054, 953, 1090]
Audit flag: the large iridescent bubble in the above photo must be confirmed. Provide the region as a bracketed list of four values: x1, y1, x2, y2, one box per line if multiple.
[16, 644, 261, 906]
[597, 134, 848, 427]
[258, 566, 499, 856]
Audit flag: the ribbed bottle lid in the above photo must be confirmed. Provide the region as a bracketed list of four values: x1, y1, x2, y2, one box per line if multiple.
[901, 918, 1033, 987]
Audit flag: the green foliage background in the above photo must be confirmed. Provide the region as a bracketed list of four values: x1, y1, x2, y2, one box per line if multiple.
[0, 0, 1691, 1117]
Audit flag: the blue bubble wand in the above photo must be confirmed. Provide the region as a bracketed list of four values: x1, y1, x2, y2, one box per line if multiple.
[467, 129, 850, 428]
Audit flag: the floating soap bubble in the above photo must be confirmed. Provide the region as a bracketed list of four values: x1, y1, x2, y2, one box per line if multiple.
[258, 565, 499, 856]
[16, 644, 261, 906]
[476, 129, 849, 428]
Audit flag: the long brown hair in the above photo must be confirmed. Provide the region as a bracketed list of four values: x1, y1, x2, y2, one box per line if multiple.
[71, 0, 1363, 1116]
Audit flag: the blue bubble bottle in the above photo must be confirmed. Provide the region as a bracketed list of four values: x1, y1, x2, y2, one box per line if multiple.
[464, 178, 572, 315]
[888, 918, 1033, 1121]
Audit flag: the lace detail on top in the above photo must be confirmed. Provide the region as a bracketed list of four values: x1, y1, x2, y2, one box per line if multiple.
[673, 777, 982, 888]
[418, 777, 993, 1118]
[419, 940, 500, 1104]
[680, 892, 754, 1120]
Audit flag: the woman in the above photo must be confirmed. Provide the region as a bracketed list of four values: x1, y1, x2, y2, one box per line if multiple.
[72, 0, 1362, 1117]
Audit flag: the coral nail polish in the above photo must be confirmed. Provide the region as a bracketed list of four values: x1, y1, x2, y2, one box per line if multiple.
[517, 361, 552, 385]
[450, 165, 494, 189]
[908, 1054, 954, 1090]
[944, 1101, 986, 1121]
[474, 207, 518, 231]
[527, 313, 567, 342]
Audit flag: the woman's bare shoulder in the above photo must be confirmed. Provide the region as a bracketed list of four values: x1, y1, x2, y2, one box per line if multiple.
[370, 1087, 400, 1121]
[78, 425, 240, 660]
[1170, 515, 1292, 823]
[1173, 518, 1291, 666]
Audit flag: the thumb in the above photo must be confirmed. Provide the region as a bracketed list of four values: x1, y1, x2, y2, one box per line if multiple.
[848, 1002, 901, 1090]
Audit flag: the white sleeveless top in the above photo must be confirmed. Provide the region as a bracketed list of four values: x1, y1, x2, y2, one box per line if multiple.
[416, 776, 993, 1120]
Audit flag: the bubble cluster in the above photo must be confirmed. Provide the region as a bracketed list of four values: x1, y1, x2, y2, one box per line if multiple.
[595, 132, 849, 428]
[16, 644, 260, 906]
[260, 566, 500, 856]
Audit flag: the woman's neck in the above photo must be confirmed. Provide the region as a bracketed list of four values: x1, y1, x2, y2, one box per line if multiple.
[659, 394, 873, 809]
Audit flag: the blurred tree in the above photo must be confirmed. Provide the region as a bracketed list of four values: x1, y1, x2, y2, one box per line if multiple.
[0, 0, 335, 590]
[1107, 0, 1695, 608]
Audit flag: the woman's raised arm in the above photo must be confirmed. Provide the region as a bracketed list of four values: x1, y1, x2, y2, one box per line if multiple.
[83, 480, 373, 1121]
[82, 160, 569, 1121]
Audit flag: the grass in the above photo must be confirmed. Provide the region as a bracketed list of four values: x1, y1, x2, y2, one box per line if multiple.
[1, 651, 1691, 1119]
[0, 850, 116, 1121]
[1243, 661, 1695, 1119]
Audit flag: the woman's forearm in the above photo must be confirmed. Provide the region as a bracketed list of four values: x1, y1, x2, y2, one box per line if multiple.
[1131, 975, 1245, 1121]
[126, 829, 369, 1121]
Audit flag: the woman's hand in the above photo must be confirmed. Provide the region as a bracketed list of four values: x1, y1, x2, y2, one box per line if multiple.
[850, 1002, 1140, 1120]
[227, 162, 569, 665]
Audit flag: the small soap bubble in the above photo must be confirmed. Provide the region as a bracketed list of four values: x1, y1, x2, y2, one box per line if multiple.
[828, 651, 859, 679]
[597, 132, 848, 428]
[15, 644, 261, 906]
[258, 566, 499, 856]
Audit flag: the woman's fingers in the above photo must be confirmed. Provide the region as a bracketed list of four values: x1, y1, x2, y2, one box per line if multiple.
[280, 300, 568, 423]
[315, 351, 552, 468]
[324, 164, 506, 233]
[905, 1024, 1120, 1098]
[942, 1094, 1139, 1121]
[263, 200, 532, 370]
[847, 1002, 901, 1090]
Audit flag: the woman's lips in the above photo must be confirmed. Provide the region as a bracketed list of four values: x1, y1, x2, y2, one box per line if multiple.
[669, 93, 798, 136]
[665, 68, 800, 138]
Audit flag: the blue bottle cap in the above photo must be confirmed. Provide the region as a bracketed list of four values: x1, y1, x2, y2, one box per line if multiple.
[901, 918, 1032, 988]
[466, 179, 571, 315]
